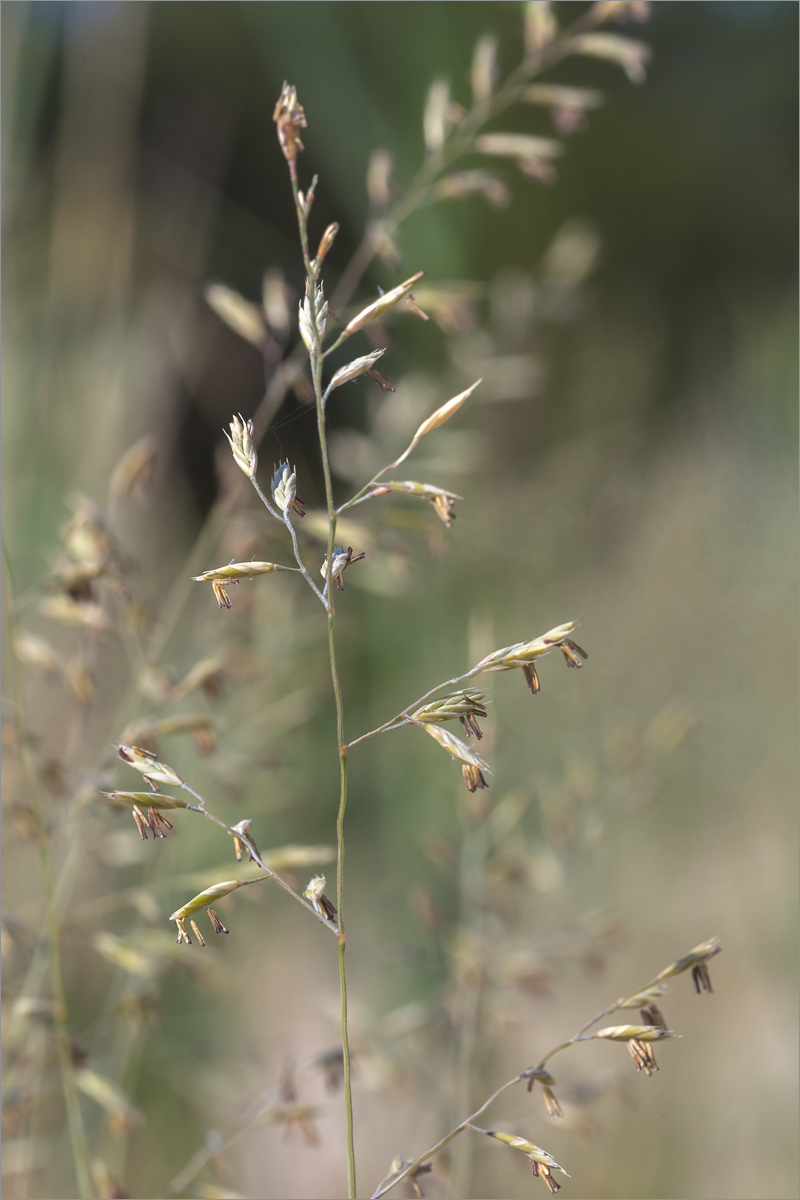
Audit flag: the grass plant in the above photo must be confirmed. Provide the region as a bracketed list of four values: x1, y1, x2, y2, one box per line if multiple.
[1, 5, 728, 1198]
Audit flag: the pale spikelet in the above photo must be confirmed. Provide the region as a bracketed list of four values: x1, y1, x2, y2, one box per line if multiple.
[75, 1069, 143, 1135]
[13, 631, 65, 679]
[593, 1, 652, 22]
[476, 133, 563, 161]
[565, 32, 651, 83]
[386, 380, 481, 471]
[523, 83, 605, 136]
[593, 1023, 676, 1043]
[303, 874, 338, 924]
[422, 722, 488, 769]
[367, 149, 394, 210]
[103, 790, 190, 812]
[432, 171, 511, 209]
[299, 297, 315, 352]
[412, 691, 488, 739]
[272, 462, 306, 517]
[593, 1022, 676, 1075]
[204, 283, 267, 347]
[524, 83, 604, 111]
[262, 269, 291, 338]
[117, 744, 183, 790]
[92, 932, 158, 978]
[329, 348, 387, 392]
[108, 435, 158, 508]
[104, 789, 182, 840]
[476, 1128, 569, 1193]
[523, 1, 559, 54]
[423, 78, 450, 151]
[471, 34, 499, 104]
[193, 562, 286, 582]
[320, 545, 365, 592]
[38, 596, 112, 635]
[408, 380, 480, 446]
[273, 82, 307, 163]
[474, 620, 586, 677]
[615, 982, 668, 1009]
[315, 222, 339, 263]
[655, 936, 722, 993]
[367, 480, 462, 526]
[170, 879, 246, 944]
[62, 496, 115, 570]
[385, 1157, 433, 1198]
[231, 819, 261, 864]
[224, 414, 257, 478]
[344, 272, 426, 336]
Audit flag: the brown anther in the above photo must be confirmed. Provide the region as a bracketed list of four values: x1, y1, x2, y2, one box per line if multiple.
[431, 493, 456, 526]
[522, 662, 541, 693]
[273, 83, 307, 164]
[132, 806, 150, 840]
[367, 368, 395, 393]
[462, 763, 488, 793]
[692, 961, 713, 993]
[406, 293, 431, 322]
[190, 919, 206, 947]
[207, 908, 229, 935]
[627, 1037, 658, 1075]
[640, 1004, 668, 1030]
[559, 638, 588, 668]
[532, 1162, 560, 1195]
[174, 916, 191, 945]
[149, 809, 173, 838]
[459, 712, 483, 740]
[212, 580, 232, 610]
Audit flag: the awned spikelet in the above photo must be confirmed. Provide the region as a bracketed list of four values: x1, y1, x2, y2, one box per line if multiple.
[412, 691, 489, 740]
[367, 480, 462, 527]
[421, 723, 491, 792]
[471, 1127, 569, 1194]
[474, 620, 588, 695]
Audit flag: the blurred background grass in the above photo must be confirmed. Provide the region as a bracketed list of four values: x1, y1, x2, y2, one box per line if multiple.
[1, 3, 797, 1199]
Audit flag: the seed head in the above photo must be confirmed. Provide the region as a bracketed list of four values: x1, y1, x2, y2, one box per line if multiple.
[593, 1022, 677, 1077]
[224, 414, 257, 479]
[273, 83, 307, 164]
[655, 936, 721, 993]
[412, 691, 488, 738]
[231, 819, 261, 864]
[170, 880, 243, 945]
[272, 463, 306, 517]
[116, 744, 183, 791]
[320, 546, 365, 592]
[315, 222, 339, 262]
[476, 1129, 569, 1194]
[328, 348, 387, 393]
[304, 875, 338, 924]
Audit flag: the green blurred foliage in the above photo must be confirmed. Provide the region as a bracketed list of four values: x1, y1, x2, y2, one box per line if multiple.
[2, 4, 797, 1200]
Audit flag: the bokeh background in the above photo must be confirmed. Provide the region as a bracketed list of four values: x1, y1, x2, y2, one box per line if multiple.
[2, 3, 797, 1199]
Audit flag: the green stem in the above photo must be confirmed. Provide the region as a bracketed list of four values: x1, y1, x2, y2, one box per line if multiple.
[288, 155, 357, 1197]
